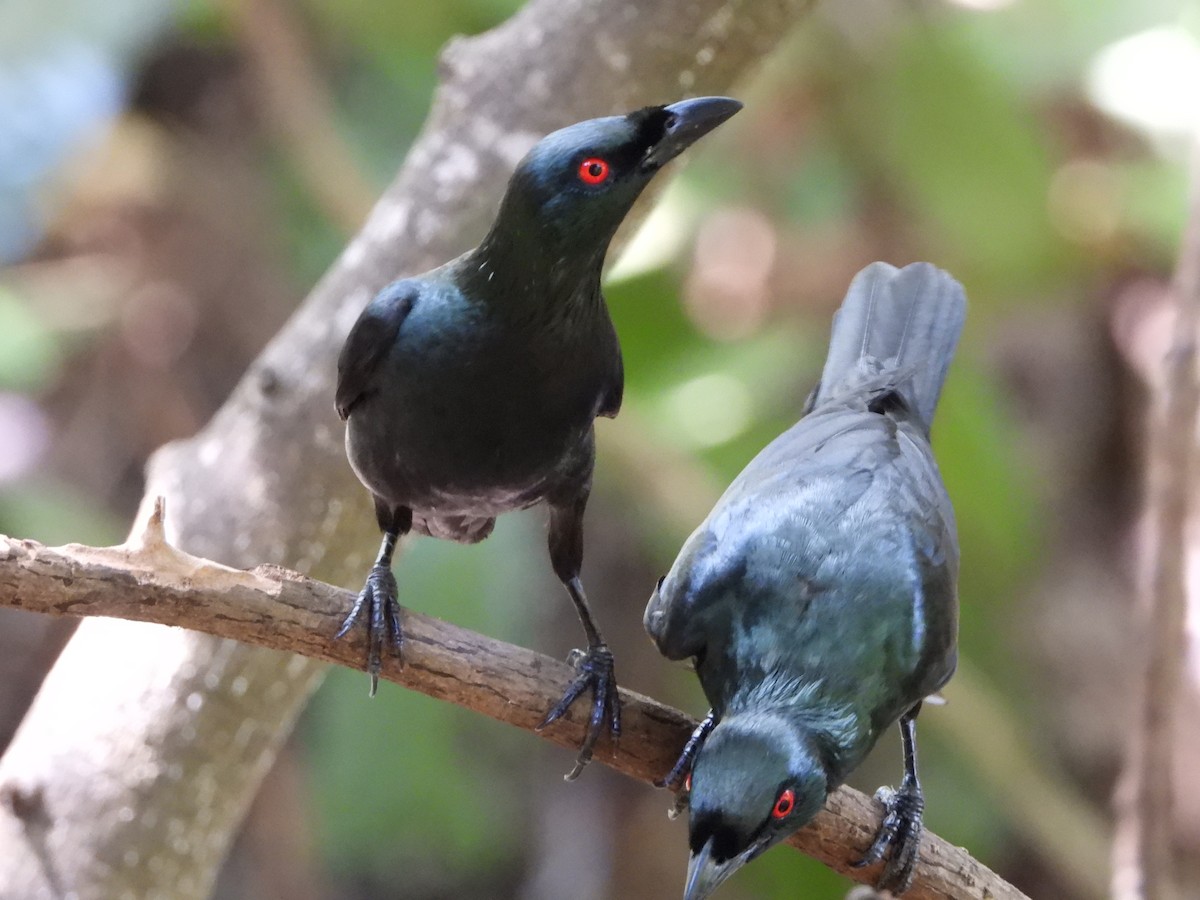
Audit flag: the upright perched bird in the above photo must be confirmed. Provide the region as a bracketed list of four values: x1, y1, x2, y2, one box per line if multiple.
[644, 262, 965, 897]
[336, 97, 742, 776]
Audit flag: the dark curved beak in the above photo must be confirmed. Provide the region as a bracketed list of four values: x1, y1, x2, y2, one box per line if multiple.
[642, 96, 743, 169]
[683, 836, 764, 900]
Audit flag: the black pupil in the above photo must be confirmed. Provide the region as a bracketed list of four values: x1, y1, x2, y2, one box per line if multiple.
[588, 162, 603, 177]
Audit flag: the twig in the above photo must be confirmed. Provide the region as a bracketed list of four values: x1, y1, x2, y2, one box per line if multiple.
[1112, 144, 1200, 899]
[0, 502, 1025, 900]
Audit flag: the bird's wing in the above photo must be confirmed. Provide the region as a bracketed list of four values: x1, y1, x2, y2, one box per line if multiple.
[648, 412, 873, 657]
[647, 410, 900, 663]
[597, 350, 624, 418]
[335, 282, 417, 420]
[751, 418, 956, 708]
[593, 309, 624, 418]
[644, 524, 729, 661]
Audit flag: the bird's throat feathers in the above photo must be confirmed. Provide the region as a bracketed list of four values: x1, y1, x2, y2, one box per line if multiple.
[724, 674, 863, 783]
[470, 216, 609, 322]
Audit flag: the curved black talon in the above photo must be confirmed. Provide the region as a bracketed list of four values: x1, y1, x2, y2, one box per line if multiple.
[852, 781, 924, 895]
[537, 643, 620, 781]
[335, 563, 401, 697]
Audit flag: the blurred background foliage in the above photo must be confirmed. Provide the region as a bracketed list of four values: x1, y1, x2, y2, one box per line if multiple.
[2, 0, 1199, 897]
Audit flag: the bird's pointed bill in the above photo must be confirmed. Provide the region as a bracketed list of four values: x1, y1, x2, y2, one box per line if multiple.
[641, 96, 743, 169]
[683, 837, 764, 900]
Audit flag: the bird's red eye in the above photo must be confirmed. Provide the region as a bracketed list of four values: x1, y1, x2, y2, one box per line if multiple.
[684, 772, 692, 792]
[578, 157, 610, 185]
[772, 788, 795, 819]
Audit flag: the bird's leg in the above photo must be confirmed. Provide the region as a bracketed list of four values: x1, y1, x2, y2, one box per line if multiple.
[658, 710, 716, 819]
[659, 710, 716, 789]
[853, 702, 925, 894]
[538, 577, 620, 780]
[538, 492, 620, 781]
[336, 504, 411, 697]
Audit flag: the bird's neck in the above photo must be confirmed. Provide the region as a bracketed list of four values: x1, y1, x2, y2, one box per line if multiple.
[725, 675, 867, 784]
[469, 209, 612, 320]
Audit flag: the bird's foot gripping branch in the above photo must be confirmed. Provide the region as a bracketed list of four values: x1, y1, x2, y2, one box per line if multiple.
[537, 640, 622, 781]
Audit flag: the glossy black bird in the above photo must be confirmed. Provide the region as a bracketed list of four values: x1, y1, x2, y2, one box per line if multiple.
[336, 97, 742, 777]
[644, 262, 965, 897]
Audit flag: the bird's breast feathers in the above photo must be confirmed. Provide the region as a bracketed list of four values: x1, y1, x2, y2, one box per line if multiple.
[343, 291, 616, 514]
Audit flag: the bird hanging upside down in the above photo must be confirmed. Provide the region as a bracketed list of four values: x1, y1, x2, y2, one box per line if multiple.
[645, 262, 966, 897]
[336, 96, 742, 778]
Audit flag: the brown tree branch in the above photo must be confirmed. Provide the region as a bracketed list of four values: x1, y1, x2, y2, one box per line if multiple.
[0, 505, 1026, 900]
[1111, 145, 1200, 900]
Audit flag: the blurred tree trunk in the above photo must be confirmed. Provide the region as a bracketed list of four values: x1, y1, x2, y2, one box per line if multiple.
[0, 0, 811, 897]
[1111, 146, 1200, 900]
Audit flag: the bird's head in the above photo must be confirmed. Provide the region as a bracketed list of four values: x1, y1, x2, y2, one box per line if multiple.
[683, 714, 829, 900]
[490, 97, 741, 260]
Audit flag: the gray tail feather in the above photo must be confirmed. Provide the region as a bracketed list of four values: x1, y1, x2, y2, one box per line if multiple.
[812, 261, 966, 434]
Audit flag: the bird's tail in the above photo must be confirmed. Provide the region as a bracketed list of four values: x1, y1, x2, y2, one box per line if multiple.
[810, 261, 966, 435]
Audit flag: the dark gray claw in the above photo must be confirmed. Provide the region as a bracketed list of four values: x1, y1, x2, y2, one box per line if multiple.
[336, 563, 401, 696]
[852, 781, 924, 895]
[537, 643, 620, 780]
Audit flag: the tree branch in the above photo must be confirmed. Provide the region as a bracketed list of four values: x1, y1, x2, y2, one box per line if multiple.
[1111, 144, 1200, 900]
[0, 504, 1026, 900]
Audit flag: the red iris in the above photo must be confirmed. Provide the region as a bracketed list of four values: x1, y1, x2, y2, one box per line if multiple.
[578, 157, 610, 185]
[772, 788, 795, 819]
[684, 772, 692, 792]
